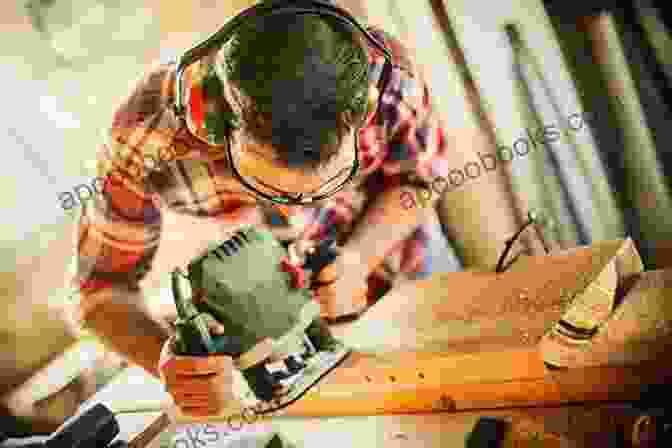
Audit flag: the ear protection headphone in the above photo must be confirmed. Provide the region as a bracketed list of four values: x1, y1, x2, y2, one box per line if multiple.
[172, 0, 393, 144]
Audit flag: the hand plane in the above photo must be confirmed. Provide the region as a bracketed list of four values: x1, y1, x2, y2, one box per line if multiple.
[170, 226, 350, 413]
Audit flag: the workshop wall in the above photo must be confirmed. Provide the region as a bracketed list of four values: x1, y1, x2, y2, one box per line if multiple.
[344, 0, 672, 269]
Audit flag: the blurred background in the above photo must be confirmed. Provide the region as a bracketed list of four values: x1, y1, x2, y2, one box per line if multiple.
[1, 0, 670, 436]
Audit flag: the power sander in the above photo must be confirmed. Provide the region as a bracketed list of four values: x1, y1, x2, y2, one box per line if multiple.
[170, 225, 350, 413]
[0, 227, 346, 446]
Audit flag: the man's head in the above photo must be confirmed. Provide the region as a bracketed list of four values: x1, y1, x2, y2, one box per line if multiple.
[208, 12, 378, 203]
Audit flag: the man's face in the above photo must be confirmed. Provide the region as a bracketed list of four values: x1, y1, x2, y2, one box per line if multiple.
[229, 128, 357, 209]
[185, 55, 371, 214]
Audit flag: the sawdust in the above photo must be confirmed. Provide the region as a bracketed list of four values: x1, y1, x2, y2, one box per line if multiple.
[337, 241, 632, 354]
[451, 245, 617, 347]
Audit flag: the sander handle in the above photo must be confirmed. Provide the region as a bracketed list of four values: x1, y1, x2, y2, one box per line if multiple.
[170, 268, 243, 357]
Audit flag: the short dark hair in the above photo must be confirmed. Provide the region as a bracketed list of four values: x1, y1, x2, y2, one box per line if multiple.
[218, 13, 370, 169]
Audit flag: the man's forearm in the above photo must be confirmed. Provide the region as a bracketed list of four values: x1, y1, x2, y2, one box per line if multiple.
[343, 185, 435, 270]
[76, 286, 172, 379]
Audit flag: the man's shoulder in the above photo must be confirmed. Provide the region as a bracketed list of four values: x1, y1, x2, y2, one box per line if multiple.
[110, 56, 177, 134]
[100, 56, 182, 181]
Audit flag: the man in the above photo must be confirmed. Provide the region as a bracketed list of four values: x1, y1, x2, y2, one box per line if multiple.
[65, 3, 454, 419]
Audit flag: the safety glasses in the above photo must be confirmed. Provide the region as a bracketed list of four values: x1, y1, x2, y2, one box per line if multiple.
[176, 56, 366, 205]
[171, 2, 393, 205]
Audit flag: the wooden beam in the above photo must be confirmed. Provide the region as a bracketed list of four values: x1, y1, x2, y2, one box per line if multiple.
[172, 348, 672, 423]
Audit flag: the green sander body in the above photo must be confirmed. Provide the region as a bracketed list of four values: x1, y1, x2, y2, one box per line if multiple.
[170, 226, 350, 410]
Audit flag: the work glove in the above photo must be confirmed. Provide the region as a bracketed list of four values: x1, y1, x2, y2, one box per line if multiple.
[158, 316, 237, 417]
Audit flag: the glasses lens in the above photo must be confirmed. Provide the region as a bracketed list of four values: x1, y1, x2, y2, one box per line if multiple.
[184, 62, 228, 146]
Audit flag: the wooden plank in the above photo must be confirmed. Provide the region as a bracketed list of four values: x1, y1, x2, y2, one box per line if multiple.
[231, 348, 549, 419]
[95, 345, 672, 428]
[121, 356, 672, 446]
[174, 350, 672, 422]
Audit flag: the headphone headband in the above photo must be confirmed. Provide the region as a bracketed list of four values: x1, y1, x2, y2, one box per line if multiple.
[173, 0, 392, 117]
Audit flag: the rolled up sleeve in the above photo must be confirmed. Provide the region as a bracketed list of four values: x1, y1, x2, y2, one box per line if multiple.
[64, 62, 174, 327]
[66, 133, 163, 327]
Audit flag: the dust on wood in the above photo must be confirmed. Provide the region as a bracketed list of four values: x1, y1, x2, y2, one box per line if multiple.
[333, 241, 632, 355]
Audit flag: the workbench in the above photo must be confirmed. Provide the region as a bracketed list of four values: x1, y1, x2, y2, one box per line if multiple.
[92, 354, 669, 447]
[82, 245, 672, 447]
[104, 386, 652, 448]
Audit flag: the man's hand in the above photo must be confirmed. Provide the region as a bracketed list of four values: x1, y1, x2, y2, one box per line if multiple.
[158, 318, 237, 417]
[312, 248, 369, 319]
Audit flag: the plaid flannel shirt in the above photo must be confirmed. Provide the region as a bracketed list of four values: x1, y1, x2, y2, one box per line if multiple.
[67, 26, 453, 320]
